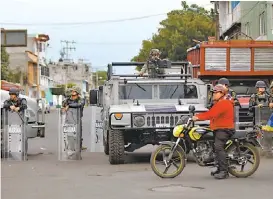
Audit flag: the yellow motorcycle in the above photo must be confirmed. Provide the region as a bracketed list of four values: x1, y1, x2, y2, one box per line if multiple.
[150, 105, 261, 178]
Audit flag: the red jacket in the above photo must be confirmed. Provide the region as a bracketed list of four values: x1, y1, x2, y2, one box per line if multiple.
[196, 99, 234, 130]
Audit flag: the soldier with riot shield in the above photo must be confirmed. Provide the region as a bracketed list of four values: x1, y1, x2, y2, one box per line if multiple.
[249, 81, 272, 158]
[249, 81, 270, 111]
[2, 88, 28, 160]
[139, 49, 165, 78]
[59, 86, 85, 160]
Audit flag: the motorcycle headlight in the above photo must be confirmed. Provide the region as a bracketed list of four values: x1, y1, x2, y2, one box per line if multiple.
[133, 116, 145, 127]
[173, 125, 185, 138]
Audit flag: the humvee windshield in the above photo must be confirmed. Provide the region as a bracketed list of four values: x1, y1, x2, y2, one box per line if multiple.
[159, 85, 198, 99]
[119, 84, 153, 99]
[119, 84, 198, 99]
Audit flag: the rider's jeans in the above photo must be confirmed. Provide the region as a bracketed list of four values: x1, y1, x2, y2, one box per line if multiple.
[214, 129, 235, 172]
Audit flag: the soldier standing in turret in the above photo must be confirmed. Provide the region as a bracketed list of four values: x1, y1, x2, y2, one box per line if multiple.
[139, 49, 164, 77]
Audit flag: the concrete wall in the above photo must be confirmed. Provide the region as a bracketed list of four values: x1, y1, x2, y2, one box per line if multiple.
[241, 1, 273, 40]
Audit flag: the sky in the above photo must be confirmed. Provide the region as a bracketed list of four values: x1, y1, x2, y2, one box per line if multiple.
[0, 0, 213, 74]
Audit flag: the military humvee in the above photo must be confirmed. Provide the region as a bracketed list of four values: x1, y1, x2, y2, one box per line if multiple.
[90, 61, 211, 164]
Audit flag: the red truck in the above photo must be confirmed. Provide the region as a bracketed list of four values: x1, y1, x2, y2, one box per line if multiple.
[187, 40, 273, 129]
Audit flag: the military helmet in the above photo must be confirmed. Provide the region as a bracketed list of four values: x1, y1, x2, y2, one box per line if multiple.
[270, 81, 273, 89]
[255, 80, 266, 88]
[150, 49, 160, 56]
[9, 87, 19, 96]
[71, 86, 81, 94]
[218, 78, 230, 86]
[65, 88, 72, 97]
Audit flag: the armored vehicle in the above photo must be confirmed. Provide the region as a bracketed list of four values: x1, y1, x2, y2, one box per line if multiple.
[90, 61, 212, 164]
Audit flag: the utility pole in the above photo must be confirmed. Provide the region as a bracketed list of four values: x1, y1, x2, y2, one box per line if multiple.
[214, 1, 220, 40]
[60, 40, 76, 60]
[60, 40, 76, 90]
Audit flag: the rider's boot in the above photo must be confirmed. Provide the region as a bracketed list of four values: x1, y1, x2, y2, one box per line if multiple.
[214, 171, 229, 179]
[211, 167, 220, 176]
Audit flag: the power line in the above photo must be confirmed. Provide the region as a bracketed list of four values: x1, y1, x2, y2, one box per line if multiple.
[0, 13, 167, 26]
[76, 41, 140, 45]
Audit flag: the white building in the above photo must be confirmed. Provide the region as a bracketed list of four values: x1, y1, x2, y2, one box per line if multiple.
[216, 1, 241, 39]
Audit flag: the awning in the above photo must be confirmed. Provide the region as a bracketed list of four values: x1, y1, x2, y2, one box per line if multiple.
[25, 51, 38, 64]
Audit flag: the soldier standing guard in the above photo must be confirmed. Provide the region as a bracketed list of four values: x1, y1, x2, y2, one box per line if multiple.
[62, 86, 86, 150]
[249, 80, 272, 158]
[3, 88, 27, 113]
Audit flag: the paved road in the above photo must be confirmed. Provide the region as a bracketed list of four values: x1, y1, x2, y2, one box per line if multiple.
[2, 107, 273, 199]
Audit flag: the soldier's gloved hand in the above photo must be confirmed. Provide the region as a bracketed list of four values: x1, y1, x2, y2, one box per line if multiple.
[10, 105, 15, 110]
[258, 104, 263, 108]
[14, 107, 20, 112]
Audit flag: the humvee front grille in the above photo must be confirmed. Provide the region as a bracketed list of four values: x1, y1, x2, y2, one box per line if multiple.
[146, 115, 181, 127]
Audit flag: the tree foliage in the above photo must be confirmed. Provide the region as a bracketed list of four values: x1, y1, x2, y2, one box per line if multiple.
[94, 70, 107, 86]
[1, 46, 10, 81]
[132, 1, 216, 71]
[1, 46, 25, 83]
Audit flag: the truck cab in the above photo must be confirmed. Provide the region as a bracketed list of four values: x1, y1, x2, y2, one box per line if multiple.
[187, 39, 273, 130]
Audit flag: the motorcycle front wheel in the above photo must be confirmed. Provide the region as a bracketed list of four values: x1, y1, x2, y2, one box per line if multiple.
[150, 144, 186, 178]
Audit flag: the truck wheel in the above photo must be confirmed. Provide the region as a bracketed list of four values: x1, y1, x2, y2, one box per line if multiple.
[103, 132, 109, 155]
[109, 129, 125, 164]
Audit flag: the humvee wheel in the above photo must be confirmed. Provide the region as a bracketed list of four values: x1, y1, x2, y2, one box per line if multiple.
[109, 129, 125, 164]
[103, 132, 109, 155]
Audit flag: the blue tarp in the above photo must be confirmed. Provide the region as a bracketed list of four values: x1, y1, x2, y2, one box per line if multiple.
[231, 1, 240, 10]
[45, 88, 53, 106]
[262, 113, 273, 132]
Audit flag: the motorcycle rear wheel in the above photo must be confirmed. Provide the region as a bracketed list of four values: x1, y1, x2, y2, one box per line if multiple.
[227, 143, 260, 178]
[150, 144, 186, 178]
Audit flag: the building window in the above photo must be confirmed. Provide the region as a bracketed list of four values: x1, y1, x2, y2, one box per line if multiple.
[245, 22, 250, 36]
[259, 12, 266, 36]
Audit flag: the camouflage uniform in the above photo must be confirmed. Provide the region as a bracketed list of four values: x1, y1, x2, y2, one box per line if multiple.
[140, 49, 165, 78]
[62, 87, 85, 149]
[249, 81, 272, 158]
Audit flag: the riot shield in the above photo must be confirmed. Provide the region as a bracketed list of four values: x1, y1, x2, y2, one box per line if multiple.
[254, 106, 272, 127]
[2, 109, 27, 161]
[254, 106, 273, 149]
[58, 107, 82, 160]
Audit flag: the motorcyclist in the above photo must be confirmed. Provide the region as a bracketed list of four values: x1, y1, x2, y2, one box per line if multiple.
[208, 78, 238, 108]
[139, 49, 164, 77]
[3, 88, 27, 113]
[192, 84, 235, 179]
[62, 86, 86, 150]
